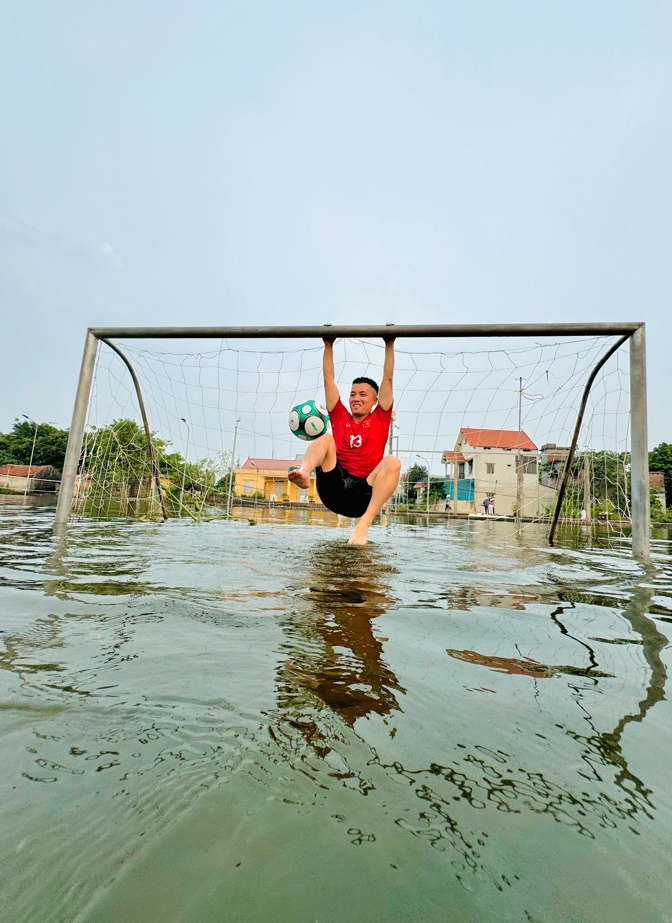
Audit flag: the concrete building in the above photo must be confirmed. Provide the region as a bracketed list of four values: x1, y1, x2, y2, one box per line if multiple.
[440, 428, 557, 518]
[0, 464, 62, 493]
[650, 471, 666, 511]
[234, 458, 318, 502]
[539, 443, 571, 488]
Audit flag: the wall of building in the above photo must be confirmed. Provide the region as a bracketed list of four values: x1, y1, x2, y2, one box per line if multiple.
[443, 441, 555, 517]
[443, 479, 475, 502]
[233, 468, 317, 502]
[481, 481, 557, 517]
[0, 472, 61, 493]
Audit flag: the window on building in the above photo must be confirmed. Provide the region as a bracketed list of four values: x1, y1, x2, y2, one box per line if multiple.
[486, 463, 495, 474]
[516, 457, 537, 475]
[243, 480, 254, 496]
[274, 479, 285, 496]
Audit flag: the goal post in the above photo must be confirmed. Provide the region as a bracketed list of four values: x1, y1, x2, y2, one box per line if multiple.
[54, 322, 650, 563]
[55, 330, 98, 532]
[629, 324, 650, 563]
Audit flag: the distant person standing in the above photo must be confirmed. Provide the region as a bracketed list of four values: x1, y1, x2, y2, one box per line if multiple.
[445, 497, 452, 513]
[489, 497, 495, 516]
[482, 497, 490, 515]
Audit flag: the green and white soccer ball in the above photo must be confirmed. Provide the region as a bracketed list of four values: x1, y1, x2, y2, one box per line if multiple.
[288, 399, 329, 441]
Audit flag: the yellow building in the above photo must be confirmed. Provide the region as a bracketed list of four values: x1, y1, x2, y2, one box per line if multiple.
[234, 457, 318, 502]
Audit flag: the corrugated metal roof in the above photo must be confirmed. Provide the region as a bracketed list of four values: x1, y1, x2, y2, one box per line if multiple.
[460, 428, 537, 451]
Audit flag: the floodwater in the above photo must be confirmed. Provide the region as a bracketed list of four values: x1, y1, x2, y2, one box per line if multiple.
[1, 506, 672, 923]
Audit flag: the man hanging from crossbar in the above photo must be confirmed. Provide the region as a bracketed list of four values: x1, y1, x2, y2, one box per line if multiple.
[288, 335, 401, 545]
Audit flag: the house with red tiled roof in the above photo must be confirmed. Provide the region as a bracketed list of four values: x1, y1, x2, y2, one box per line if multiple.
[460, 428, 538, 451]
[233, 457, 318, 503]
[439, 428, 557, 518]
[0, 464, 62, 493]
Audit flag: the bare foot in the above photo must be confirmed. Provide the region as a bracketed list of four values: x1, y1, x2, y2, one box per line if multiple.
[288, 468, 310, 489]
[348, 522, 369, 545]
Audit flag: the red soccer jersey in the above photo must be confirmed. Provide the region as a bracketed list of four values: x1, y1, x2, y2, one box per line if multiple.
[329, 400, 393, 479]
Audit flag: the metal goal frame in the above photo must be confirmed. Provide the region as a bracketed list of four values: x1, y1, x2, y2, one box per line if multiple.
[54, 323, 650, 563]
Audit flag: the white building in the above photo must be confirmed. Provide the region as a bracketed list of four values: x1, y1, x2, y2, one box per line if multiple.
[441, 428, 557, 518]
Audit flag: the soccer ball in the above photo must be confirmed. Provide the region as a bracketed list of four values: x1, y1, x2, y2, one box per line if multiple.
[288, 399, 329, 441]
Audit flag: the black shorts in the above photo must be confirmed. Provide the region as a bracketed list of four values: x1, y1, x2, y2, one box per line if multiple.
[315, 462, 373, 518]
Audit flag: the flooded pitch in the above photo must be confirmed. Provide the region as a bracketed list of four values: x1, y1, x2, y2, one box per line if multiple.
[1, 506, 672, 922]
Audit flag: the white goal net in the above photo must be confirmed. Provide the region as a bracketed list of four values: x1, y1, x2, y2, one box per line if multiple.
[73, 334, 631, 528]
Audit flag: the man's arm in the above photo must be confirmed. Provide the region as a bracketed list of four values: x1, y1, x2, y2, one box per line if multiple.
[323, 338, 340, 412]
[378, 337, 395, 411]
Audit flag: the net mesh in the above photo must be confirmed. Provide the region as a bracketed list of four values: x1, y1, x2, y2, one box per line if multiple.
[73, 334, 631, 531]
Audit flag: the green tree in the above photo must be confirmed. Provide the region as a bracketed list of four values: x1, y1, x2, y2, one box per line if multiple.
[81, 419, 231, 518]
[558, 450, 631, 519]
[0, 420, 69, 469]
[428, 477, 446, 503]
[649, 443, 672, 506]
[402, 463, 427, 504]
[83, 419, 166, 494]
[213, 451, 237, 498]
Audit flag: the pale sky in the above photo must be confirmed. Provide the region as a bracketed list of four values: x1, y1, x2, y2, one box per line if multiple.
[1, 1, 670, 445]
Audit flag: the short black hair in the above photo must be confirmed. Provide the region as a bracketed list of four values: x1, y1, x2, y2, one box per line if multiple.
[351, 376, 379, 394]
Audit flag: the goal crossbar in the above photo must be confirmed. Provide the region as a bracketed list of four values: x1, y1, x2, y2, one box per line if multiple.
[55, 323, 650, 563]
[89, 322, 642, 340]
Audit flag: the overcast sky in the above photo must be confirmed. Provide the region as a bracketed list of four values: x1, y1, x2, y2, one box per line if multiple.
[1, 1, 670, 445]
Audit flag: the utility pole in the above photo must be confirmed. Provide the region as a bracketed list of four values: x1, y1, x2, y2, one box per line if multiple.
[226, 418, 241, 518]
[453, 445, 459, 518]
[516, 378, 523, 523]
[583, 453, 591, 524]
[179, 418, 190, 512]
[416, 454, 431, 516]
[21, 415, 39, 505]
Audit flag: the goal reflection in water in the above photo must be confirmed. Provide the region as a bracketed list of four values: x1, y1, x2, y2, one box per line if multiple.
[265, 535, 666, 892]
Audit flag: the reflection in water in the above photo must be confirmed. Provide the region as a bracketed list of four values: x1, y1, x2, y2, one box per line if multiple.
[276, 542, 404, 725]
[268, 542, 405, 799]
[446, 648, 614, 679]
[269, 543, 668, 895]
[435, 590, 665, 848]
[42, 523, 156, 597]
[1, 511, 671, 919]
[559, 585, 667, 821]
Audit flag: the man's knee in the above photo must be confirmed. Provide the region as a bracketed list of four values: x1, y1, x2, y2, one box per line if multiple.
[386, 455, 402, 475]
[305, 433, 334, 453]
[369, 455, 401, 485]
[313, 433, 334, 448]
[311, 432, 336, 469]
